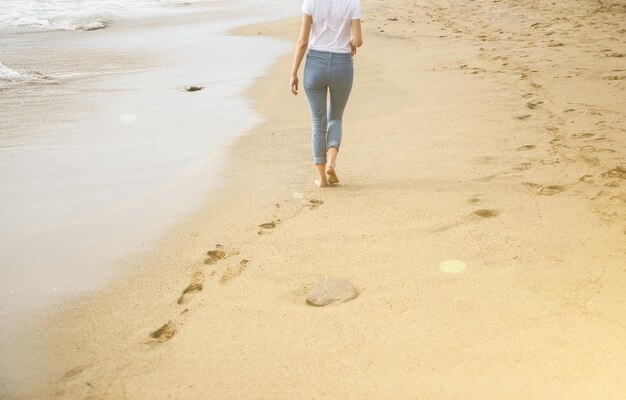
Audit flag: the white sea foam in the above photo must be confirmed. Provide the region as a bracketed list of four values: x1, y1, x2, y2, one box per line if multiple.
[0, 0, 206, 33]
[0, 62, 55, 87]
[0, 62, 22, 79]
[0, 62, 47, 86]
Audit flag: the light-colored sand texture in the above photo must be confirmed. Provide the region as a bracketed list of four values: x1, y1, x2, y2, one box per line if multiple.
[11, 0, 626, 398]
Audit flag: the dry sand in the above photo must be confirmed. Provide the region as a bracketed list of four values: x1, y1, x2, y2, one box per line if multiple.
[10, 0, 626, 398]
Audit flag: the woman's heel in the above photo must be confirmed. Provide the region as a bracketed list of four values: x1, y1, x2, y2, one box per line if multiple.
[326, 166, 339, 184]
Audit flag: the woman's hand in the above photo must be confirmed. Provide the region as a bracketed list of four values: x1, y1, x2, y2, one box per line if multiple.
[290, 74, 299, 95]
[350, 20, 362, 57]
[290, 14, 311, 96]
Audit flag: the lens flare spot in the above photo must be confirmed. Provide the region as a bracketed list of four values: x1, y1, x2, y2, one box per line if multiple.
[119, 112, 137, 122]
[439, 259, 467, 274]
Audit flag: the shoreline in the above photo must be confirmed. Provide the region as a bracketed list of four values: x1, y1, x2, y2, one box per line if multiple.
[7, 0, 626, 398]
[0, 4, 300, 395]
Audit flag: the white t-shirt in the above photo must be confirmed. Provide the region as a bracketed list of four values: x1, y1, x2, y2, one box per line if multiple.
[302, 0, 362, 54]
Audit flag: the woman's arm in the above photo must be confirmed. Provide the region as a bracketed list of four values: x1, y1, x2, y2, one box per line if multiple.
[290, 14, 312, 95]
[350, 19, 363, 56]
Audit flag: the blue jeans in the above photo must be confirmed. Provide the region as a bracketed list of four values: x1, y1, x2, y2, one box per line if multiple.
[303, 49, 354, 165]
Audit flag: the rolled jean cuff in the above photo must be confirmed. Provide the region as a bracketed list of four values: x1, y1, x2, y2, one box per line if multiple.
[327, 141, 340, 150]
[313, 156, 326, 165]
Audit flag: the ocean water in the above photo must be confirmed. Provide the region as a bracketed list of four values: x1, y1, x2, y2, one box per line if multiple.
[0, 0, 207, 84]
[0, 0, 300, 85]
[0, 0, 206, 33]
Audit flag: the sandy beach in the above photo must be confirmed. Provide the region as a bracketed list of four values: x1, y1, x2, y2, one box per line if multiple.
[4, 0, 626, 398]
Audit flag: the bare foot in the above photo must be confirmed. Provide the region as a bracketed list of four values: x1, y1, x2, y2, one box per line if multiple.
[314, 178, 328, 188]
[326, 166, 339, 184]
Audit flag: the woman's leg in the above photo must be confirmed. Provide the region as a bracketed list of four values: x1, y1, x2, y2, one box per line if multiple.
[326, 58, 354, 183]
[326, 147, 339, 184]
[304, 86, 328, 167]
[314, 163, 327, 188]
[327, 68, 353, 155]
[304, 54, 330, 186]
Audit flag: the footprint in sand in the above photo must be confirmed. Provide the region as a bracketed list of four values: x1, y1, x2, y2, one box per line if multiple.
[258, 220, 279, 234]
[589, 135, 610, 143]
[60, 366, 87, 382]
[512, 162, 533, 172]
[601, 166, 626, 180]
[204, 244, 239, 265]
[219, 259, 249, 284]
[467, 196, 483, 205]
[579, 175, 595, 183]
[515, 114, 532, 120]
[177, 270, 204, 305]
[524, 182, 566, 196]
[540, 186, 566, 195]
[516, 144, 537, 151]
[599, 50, 625, 58]
[432, 208, 501, 232]
[472, 209, 500, 218]
[572, 132, 595, 139]
[547, 40, 564, 47]
[149, 321, 177, 343]
[304, 199, 324, 209]
[526, 99, 543, 109]
[459, 63, 482, 74]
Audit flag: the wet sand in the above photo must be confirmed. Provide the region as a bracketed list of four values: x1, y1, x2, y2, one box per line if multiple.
[5, 0, 626, 398]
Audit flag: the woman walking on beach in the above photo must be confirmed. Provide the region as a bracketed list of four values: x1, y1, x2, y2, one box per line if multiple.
[290, 0, 363, 188]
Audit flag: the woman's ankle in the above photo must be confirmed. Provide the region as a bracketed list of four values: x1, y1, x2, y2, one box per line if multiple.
[314, 177, 329, 188]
